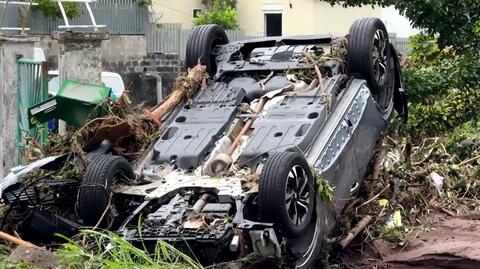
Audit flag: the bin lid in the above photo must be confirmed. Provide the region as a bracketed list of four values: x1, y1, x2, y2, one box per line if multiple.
[57, 80, 112, 104]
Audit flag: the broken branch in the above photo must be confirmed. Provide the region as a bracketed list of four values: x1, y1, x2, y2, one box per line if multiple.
[259, 71, 275, 91]
[356, 185, 390, 210]
[459, 155, 480, 166]
[339, 215, 373, 249]
[0, 231, 39, 249]
[147, 63, 207, 124]
[372, 147, 387, 181]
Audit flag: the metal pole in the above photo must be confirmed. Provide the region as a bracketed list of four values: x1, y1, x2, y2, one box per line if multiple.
[57, 1, 70, 28]
[85, 2, 98, 31]
[20, 0, 34, 35]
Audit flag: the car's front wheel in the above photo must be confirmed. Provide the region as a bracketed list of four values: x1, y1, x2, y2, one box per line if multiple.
[259, 151, 315, 238]
[259, 152, 326, 268]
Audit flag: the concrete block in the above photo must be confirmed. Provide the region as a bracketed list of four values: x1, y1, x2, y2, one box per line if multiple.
[54, 32, 109, 85]
[0, 35, 36, 178]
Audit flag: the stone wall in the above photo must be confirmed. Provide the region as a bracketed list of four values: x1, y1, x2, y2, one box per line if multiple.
[102, 52, 184, 106]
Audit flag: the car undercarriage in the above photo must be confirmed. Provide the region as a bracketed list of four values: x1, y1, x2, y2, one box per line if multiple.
[1, 18, 407, 269]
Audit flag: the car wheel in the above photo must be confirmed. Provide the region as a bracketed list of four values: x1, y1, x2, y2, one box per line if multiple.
[258, 152, 315, 237]
[185, 24, 229, 75]
[347, 17, 394, 110]
[78, 155, 134, 228]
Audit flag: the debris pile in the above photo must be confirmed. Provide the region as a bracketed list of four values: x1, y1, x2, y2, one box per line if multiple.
[330, 122, 480, 268]
[0, 63, 208, 239]
[26, 63, 208, 167]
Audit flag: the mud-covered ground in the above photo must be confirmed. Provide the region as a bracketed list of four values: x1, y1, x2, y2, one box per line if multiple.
[337, 214, 480, 269]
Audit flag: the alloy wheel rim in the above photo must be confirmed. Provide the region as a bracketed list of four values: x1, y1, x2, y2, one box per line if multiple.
[372, 29, 388, 84]
[285, 165, 311, 226]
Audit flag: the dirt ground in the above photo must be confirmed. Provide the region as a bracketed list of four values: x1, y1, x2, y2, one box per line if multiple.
[8, 246, 58, 269]
[341, 214, 480, 269]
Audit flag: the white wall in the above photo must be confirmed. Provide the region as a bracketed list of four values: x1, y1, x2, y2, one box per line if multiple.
[152, 0, 203, 28]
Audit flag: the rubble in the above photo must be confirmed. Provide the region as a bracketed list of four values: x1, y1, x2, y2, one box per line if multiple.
[330, 125, 480, 268]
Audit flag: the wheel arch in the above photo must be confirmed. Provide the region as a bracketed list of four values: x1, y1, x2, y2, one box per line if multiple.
[390, 44, 408, 122]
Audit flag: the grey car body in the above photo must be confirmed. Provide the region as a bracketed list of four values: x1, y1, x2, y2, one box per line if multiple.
[0, 19, 407, 269]
[110, 24, 407, 268]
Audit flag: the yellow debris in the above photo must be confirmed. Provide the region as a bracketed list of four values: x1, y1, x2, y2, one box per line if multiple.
[393, 210, 403, 227]
[378, 199, 389, 207]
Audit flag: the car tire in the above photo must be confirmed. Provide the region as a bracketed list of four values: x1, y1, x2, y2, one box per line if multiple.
[185, 24, 229, 75]
[347, 17, 394, 109]
[78, 155, 134, 228]
[258, 152, 315, 237]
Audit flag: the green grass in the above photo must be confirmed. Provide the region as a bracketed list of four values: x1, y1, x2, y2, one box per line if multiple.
[1, 230, 204, 269]
[56, 230, 203, 269]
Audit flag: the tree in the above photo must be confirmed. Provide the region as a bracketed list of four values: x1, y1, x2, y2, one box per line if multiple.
[194, 0, 239, 29]
[201, 0, 237, 9]
[36, 0, 79, 18]
[323, 0, 480, 49]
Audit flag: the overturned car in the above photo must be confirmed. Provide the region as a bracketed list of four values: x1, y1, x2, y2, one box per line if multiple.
[1, 18, 407, 268]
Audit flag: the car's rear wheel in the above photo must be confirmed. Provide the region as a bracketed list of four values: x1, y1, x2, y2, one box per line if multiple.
[78, 155, 134, 228]
[259, 152, 315, 237]
[185, 24, 229, 76]
[347, 17, 394, 110]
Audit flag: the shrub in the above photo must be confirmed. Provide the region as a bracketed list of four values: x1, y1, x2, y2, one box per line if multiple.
[194, 0, 239, 29]
[404, 34, 480, 137]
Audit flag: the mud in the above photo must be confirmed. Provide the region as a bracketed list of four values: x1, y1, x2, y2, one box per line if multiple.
[8, 246, 58, 269]
[346, 214, 480, 269]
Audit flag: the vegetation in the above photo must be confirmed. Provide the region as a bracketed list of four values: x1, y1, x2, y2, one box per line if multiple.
[323, 0, 480, 49]
[36, 0, 79, 19]
[404, 34, 480, 137]
[135, 0, 153, 7]
[35, 0, 151, 19]
[0, 230, 204, 269]
[56, 230, 202, 269]
[194, 0, 239, 29]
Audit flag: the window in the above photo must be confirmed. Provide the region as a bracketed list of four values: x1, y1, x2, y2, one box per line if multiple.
[193, 8, 203, 18]
[265, 13, 282, 36]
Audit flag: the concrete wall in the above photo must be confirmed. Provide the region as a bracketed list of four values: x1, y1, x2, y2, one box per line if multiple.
[0, 36, 36, 178]
[237, 0, 380, 36]
[152, 0, 203, 29]
[36, 35, 147, 69]
[152, 0, 381, 36]
[55, 32, 106, 84]
[236, 0, 315, 36]
[35, 34, 183, 108]
[102, 35, 148, 63]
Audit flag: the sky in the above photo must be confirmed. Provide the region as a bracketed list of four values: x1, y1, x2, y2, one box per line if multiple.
[382, 6, 420, 38]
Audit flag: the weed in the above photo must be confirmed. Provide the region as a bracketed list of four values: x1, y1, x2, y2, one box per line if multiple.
[55, 230, 204, 269]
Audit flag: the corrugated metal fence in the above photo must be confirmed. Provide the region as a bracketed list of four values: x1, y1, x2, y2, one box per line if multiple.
[391, 37, 410, 55]
[147, 23, 264, 59]
[1, 4, 23, 31]
[1, 0, 147, 35]
[147, 23, 410, 59]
